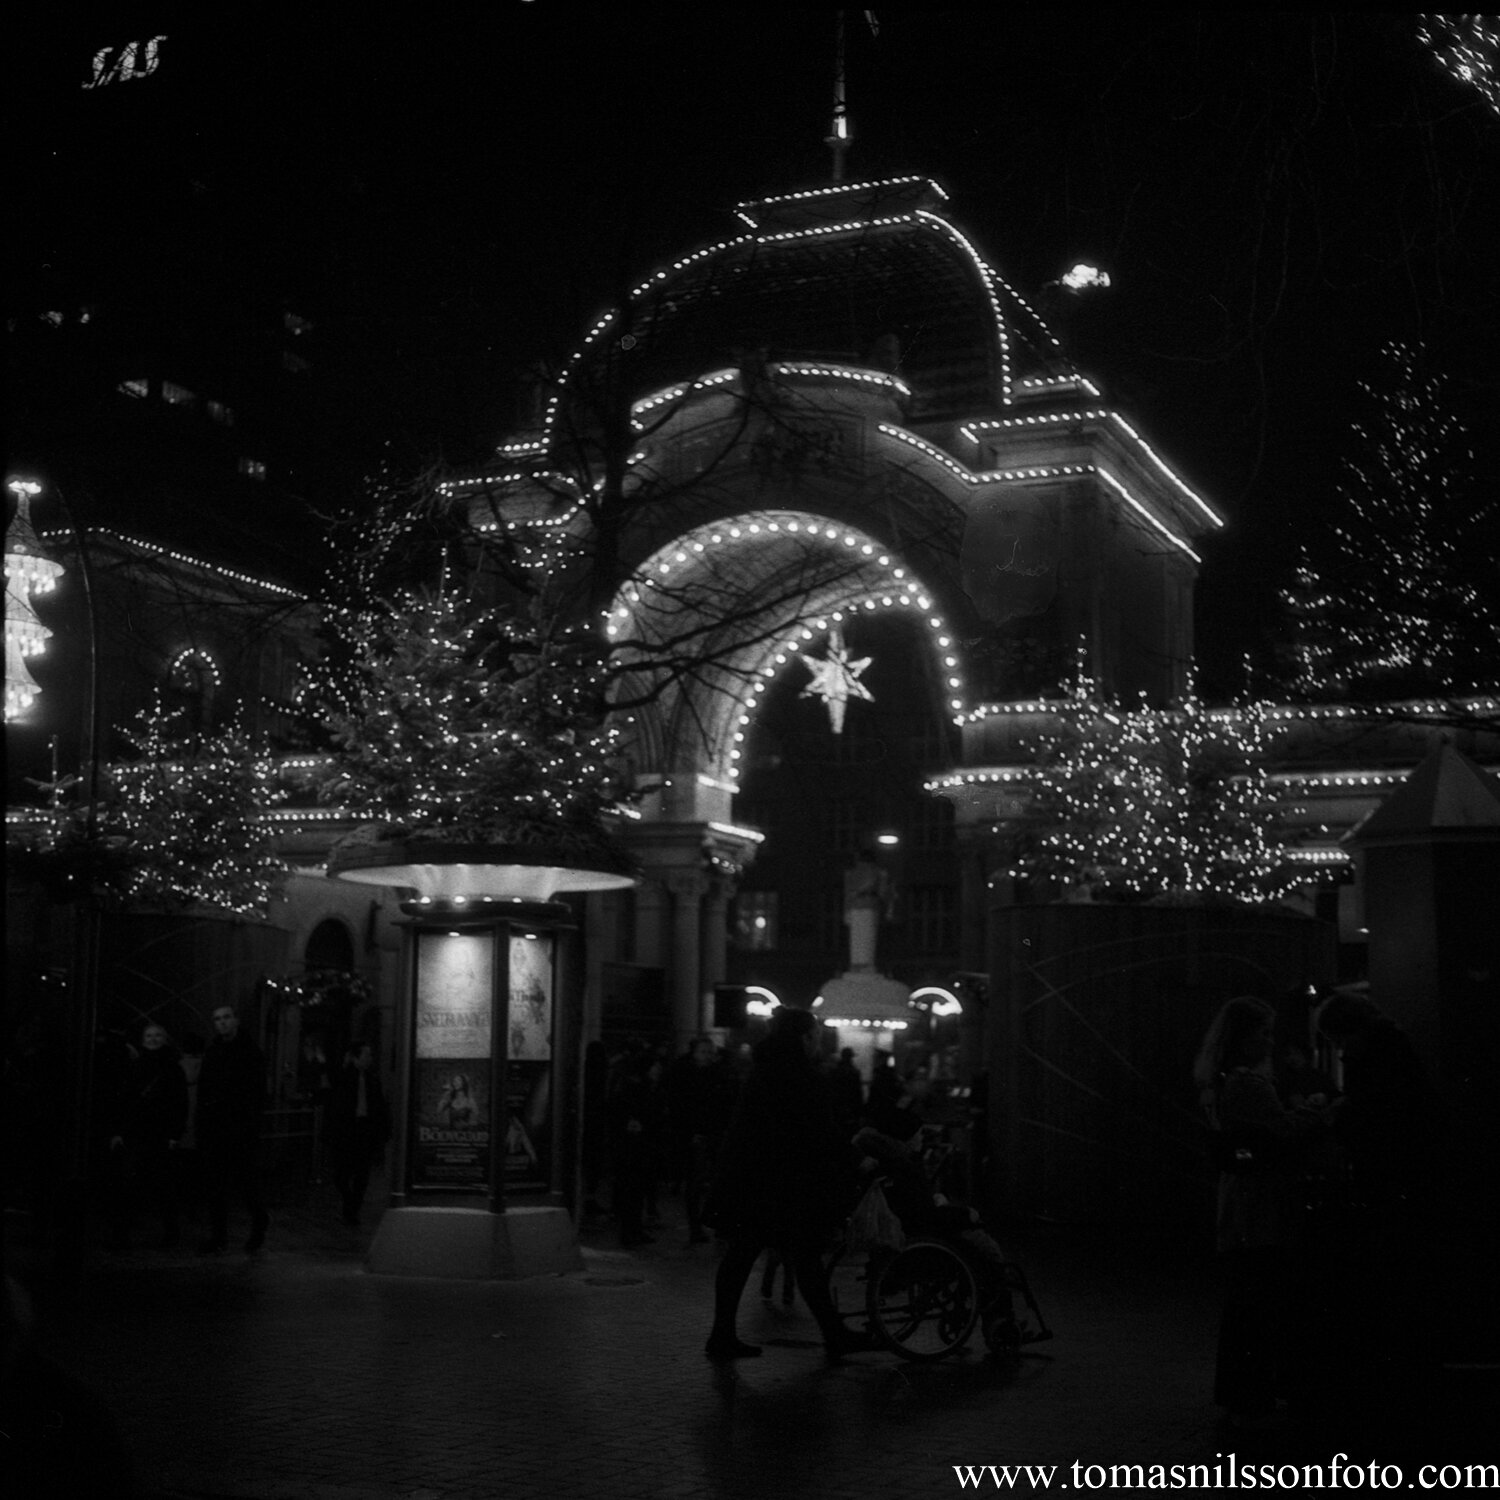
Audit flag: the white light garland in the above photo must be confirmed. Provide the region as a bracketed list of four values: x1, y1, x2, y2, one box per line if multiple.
[961, 410, 1222, 530]
[875, 424, 1200, 560]
[42, 528, 306, 600]
[732, 175, 947, 227]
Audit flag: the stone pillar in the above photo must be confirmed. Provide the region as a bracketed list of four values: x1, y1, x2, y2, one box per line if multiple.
[703, 876, 733, 991]
[667, 871, 709, 1042]
[633, 878, 667, 969]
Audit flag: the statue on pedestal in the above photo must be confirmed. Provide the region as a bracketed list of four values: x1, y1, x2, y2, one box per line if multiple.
[843, 848, 893, 973]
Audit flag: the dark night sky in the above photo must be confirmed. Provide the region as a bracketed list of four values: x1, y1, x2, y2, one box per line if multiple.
[13, 9, 1498, 693]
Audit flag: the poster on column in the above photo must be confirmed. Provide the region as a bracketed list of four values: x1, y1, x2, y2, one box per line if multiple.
[411, 932, 493, 1191]
[504, 934, 553, 1190]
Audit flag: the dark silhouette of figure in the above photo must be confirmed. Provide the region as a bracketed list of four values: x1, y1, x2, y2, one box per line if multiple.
[1317, 990, 1429, 1202]
[175, 1033, 206, 1216]
[107, 1022, 188, 1248]
[1193, 995, 1325, 1429]
[759, 1248, 797, 1307]
[703, 1007, 865, 1361]
[1316, 989, 1436, 1408]
[327, 1043, 390, 1226]
[608, 1044, 662, 1247]
[666, 1035, 737, 1244]
[828, 1047, 864, 1136]
[197, 1003, 268, 1254]
[864, 1055, 922, 1142]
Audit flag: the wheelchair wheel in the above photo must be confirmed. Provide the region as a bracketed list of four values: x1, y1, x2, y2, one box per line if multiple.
[866, 1238, 981, 1361]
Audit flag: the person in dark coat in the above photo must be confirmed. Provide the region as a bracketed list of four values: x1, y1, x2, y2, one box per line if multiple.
[608, 1044, 663, 1247]
[196, 1003, 269, 1254]
[1315, 989, 1435, 1410]
[828, 1047, 864, 1136]
[665, 1035, 737, 1244]
[107, 1022, 189, 1248]
[702, 1006, 865, 1361]
[326, 1043, 390, 1226]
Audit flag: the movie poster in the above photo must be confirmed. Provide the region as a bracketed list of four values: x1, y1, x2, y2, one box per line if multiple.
[504, 1062, 551, 1192]
[507, 933, 553, 1062]
[411, 932, 494, 1191]
[412, 1061, 491, 1189]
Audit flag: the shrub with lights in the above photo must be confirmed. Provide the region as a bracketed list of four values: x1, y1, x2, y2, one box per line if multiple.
[1005, 678, 1299, 905]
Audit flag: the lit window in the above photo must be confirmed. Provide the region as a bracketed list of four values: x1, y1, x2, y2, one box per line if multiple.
[42, 310, 65, 327]
[206, 401, 235, 426]
[118, 378, 150, 399]
[161, 381, 196, 407]
[239, 458, 267, 481]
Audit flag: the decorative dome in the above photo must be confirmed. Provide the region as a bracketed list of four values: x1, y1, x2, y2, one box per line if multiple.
[572, 176, 1071, 427]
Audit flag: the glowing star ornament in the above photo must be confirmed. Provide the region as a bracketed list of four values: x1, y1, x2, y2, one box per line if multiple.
[801, 627, 874, 734]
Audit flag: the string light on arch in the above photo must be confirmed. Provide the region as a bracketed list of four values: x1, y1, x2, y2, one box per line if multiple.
[602, 512, 969, 781]
[167, 646, 222, 690]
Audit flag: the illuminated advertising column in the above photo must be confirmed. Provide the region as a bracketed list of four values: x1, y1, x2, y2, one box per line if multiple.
[330, 842, 634, 1278]
[399, 909, 562, 1214]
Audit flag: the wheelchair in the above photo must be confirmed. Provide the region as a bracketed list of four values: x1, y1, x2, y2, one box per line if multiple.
[824, 1126, 1053, 1363]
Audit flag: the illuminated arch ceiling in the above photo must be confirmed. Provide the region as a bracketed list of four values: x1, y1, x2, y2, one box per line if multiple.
[606, 512, 966, 784]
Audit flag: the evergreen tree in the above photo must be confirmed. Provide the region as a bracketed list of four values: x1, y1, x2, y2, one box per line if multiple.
[10, 703, 289, 915]
[1282, 342, 1498, 700]
[313, 586, 629, 869]
[1007, 682, 1296, 904]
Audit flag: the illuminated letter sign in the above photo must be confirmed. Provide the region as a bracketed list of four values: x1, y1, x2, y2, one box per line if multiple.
[85, 37, 165, 89]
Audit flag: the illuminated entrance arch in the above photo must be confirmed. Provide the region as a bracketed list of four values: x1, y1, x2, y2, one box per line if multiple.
[606, 510, 969, 786]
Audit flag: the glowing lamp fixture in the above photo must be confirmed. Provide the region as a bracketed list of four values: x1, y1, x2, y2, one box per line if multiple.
[1060, 263, 1111, 292]
[875, 832, 900, 846]
[745, 985, 782, 1018]
[910, 986, 963, 1018]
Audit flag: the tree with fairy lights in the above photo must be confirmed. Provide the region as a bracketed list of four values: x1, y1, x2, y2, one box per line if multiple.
[9, 702, 289, 915]
[305, 537, 631, 871]
[1280, 342, 1499, 706]
[1007, 677, 1298, 905]
[1418, 15, 1500, 117]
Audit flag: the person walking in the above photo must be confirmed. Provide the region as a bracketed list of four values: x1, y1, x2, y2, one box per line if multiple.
[107, 1022, 188, 1249]
[666, 1035, 737, 1245]
[702, 1006, 866, 1362]
[196, 1003, 269, 1255]
[326, 1043, 390, 1226]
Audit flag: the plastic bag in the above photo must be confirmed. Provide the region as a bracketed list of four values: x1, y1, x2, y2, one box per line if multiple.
[846, 1179, 906, 1254]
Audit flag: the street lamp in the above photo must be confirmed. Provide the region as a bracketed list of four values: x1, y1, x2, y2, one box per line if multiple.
[5, 478, 63, 721]
[4, 477, 103, 834]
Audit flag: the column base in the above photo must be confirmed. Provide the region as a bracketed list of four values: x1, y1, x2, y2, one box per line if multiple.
[366, 1205, 583, 1280]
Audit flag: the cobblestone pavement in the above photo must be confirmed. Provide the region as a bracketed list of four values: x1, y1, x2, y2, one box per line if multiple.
[15, 1191, 1497, 1500]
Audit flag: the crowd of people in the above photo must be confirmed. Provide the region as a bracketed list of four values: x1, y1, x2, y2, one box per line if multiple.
[583, 1016, 974, 1363]
[1193, 987, 1435, 1432]
[92, 1005, 390, 1255]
